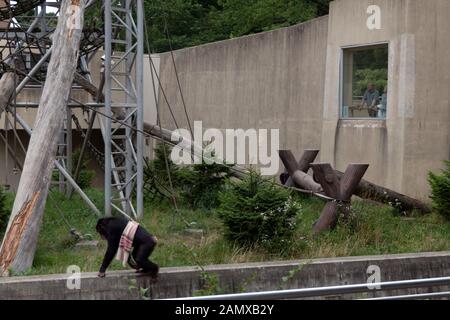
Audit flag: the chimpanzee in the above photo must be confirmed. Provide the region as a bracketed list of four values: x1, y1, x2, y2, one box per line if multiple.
[95, 217, 159, 278]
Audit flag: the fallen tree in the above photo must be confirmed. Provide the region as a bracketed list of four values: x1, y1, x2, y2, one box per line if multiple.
[335, 171, 431, 214]
[0, 0, 87, 276]
[143, 126, 430, 215]
[278, 150, 431, 214]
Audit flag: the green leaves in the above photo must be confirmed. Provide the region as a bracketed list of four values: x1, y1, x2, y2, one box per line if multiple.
[217, 171, 302, 253]
[145, 0, 329, 53]
[72, 148, 95, 190]
[428, 161, 450, 219]
[217, 0, 317, 37]
[176, 162, 232, 209]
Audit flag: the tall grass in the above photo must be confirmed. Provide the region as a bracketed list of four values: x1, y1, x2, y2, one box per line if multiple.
[1, 189, 449, 276]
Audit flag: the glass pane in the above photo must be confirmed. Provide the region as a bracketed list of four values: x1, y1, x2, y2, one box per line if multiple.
[342, 45, 388, 119]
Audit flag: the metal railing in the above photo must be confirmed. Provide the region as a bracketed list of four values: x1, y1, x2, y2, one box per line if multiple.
[170, 276, 450, 300]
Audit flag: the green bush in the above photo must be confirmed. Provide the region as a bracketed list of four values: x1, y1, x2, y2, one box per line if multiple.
[353, 68, 388, 96]
[150, 142, 179, 180]
[72, 149, 95, 189]
[144, 142, 181, 200]
[428, 161, 450, 219]
[51, 149, 95, 190]
[177, 162, 232, 209]
[217, 172, 302, 252]
[145, 142, 232, 208]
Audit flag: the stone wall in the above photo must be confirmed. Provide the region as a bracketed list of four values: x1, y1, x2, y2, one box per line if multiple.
[1, 252, 449, 300]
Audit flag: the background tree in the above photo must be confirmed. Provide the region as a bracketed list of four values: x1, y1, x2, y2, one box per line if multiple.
[144, 0, 331, 53]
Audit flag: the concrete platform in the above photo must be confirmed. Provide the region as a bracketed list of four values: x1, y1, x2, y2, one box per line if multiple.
[0, 251, 449, 300]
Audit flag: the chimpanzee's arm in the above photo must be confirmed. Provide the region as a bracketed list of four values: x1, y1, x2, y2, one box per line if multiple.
[99, 235, 120, 273]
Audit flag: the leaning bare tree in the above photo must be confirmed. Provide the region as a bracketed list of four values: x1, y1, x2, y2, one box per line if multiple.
[0, 72, 16, 117]
[0, 0, 87, 276]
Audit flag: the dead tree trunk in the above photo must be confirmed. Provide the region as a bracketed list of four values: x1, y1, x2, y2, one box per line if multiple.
[0, 0, 87, 276]
[334, 171, 431, 214]
[279, 150, 322, 192]
[0, 72, 16, 117]
[73, 72, 105, 102]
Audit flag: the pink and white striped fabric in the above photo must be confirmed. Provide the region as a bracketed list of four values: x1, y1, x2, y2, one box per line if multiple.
[116, 221, 139, 267]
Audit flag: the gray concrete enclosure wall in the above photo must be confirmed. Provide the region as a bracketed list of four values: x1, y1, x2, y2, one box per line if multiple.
[157, 0, 450, 201]
[321, 0, 450, 201]
[0, 252, 449, 300]
[158, 16, 329, 159]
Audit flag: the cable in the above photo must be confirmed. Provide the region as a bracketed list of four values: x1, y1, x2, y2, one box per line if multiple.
[5, 45, 334, 207]
[144, 12, 191, 228]
[162, 14, 194, 140]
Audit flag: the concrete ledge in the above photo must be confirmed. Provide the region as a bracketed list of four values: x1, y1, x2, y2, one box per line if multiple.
[1, 251, 450, 300]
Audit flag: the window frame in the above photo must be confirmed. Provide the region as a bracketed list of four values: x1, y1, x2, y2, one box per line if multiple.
[339, 41, 390, 121]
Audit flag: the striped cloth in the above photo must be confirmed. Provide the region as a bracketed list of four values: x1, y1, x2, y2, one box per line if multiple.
[116, 221, 139, 267]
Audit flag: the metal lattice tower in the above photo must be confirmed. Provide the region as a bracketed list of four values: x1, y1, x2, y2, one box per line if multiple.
[103, 0, 144, 219]
[0, 0, 145, 219]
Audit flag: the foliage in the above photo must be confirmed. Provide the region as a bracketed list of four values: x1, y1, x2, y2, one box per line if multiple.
[145, 0, 331, 53]
[184, 243, 226, 296]
[353, 68, 388, 97]
[145, 142, 232, 209]
[278, 260, 311, 289]
[176, 162, 232, 209]
[50, 149, 95, 190]
[428, 161, 450, 219]
[148, 142, 179, 182]
[128, 279, 151, 300]
[352, 46, 389, 96]
[195, 271, 224, 296]
[72, 149, 96, 190]
[16, 190, 450, 276]
[212, 0, 317, 39]
[144, 142, 180, 200]
[217, 171, 301, 252]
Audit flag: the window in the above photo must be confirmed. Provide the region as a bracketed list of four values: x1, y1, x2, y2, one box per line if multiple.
[341, 44, 388, 119]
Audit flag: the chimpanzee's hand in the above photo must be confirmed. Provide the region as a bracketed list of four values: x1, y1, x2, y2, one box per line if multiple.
[97, 272, 106, 278]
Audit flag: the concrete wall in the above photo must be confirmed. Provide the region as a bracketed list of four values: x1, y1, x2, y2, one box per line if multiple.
[158, 16, 329, 154]
[1, 252, 449, 300]
[157, 0, 450, 201]
[321, 0, 450, 201]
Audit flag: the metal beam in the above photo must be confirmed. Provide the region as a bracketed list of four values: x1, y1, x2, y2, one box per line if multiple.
[13, 111, 101, 216]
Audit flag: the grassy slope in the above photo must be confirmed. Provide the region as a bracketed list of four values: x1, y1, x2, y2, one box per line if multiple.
[3, 189, 450, 276]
